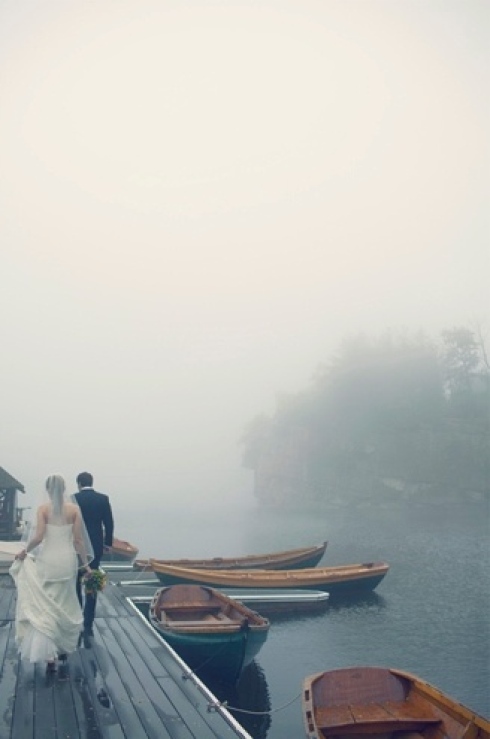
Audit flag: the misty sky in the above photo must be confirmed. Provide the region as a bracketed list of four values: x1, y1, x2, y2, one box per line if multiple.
[1, 0, 488, 511]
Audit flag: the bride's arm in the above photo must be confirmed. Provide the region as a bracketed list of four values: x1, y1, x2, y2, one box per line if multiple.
[15, 506, 46, 559]
[73, 508, 92, 572]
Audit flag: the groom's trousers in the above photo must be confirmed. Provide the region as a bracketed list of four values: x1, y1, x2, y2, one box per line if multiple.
[76, 554, 101, 633]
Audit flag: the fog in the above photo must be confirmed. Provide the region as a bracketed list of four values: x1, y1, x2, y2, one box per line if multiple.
[1, 1, 488, 514]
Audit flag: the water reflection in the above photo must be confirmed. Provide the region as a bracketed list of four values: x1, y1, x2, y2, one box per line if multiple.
[206, 661, 272, 739]
[263, 591, 386, 625]
[327, 591, 386, 613]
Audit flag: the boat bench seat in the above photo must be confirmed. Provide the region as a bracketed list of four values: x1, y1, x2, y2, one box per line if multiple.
[161, 603, 222, 614]
[164, 619, 240, 628]
[315, 701, 441, 734]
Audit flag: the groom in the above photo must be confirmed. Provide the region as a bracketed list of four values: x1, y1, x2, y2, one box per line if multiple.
[74, 471, 114, 637]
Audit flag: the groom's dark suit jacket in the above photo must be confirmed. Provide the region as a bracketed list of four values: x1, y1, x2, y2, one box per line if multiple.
[74, 488, 114, 561]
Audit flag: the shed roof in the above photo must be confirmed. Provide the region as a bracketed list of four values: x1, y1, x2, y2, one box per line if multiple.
[0, 467, 25, 492]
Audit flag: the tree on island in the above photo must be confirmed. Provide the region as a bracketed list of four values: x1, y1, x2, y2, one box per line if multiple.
[241, 326, 490, 503]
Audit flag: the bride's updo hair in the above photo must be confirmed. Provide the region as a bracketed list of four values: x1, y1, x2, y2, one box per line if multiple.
[46, 474, 66, 520]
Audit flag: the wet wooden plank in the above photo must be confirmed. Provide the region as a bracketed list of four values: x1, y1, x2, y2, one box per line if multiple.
[0, 616, 13, 667]
[33, 661, 58, 737]
[47, 654, 101, 739]
[118, 612, 171, 679]
[11, 659, 35, 739]
[95, 584, 127, 619]
[93, 618, 174, 739]
[62, 648, 107, 739]
[0, 621, 17, 736]
[77, 637, 130, 739]
[51, 660, 89, 739]
[0, 575, 15, 621]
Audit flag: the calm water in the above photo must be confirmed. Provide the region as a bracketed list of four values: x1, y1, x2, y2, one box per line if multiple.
[117, 494, 490, 738]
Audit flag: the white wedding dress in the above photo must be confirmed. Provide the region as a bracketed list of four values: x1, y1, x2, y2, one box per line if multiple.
[10, 523, 83, 662]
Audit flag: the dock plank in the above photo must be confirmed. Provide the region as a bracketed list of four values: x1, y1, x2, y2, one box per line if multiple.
[0, 622, 18, 737]
[94, 618, 175, 739]
[11, 659, 35, 739]
[77, 632, 140, 739]
[0, 616, 13, 668]
[64, 648, 109, 739]
[96, 585, 127, 619]
[33, 661, 58, 738]
[52, 659, 93, 739]
[0, 575, 15, 621]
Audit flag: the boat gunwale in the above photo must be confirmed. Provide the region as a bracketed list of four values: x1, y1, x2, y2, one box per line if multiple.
[111, 537, 139, 554]
[135, 541, 328, 571]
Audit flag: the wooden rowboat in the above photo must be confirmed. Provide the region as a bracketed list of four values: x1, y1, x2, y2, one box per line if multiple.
[149, 560, 389, 595]
[302, 666, 490, 739]
[102, 537, 139, 563]
[149, 584, 270, 683]
[134, 540, 327, 572]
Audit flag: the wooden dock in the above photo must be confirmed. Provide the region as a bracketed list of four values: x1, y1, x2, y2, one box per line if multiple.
[0, 574, 253, 739]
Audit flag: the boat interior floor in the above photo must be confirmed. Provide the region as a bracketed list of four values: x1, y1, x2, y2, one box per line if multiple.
[315, 702, 441, 736]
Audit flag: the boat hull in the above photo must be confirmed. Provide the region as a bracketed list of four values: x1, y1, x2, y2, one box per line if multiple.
[102, 537, 139, 563]
[135, 541, 327, 572]
[155, 625, 269, 684]
[150, 561, 389, 595]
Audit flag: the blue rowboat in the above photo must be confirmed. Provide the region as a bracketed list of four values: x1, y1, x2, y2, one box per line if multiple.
[149, 584, 270, 684]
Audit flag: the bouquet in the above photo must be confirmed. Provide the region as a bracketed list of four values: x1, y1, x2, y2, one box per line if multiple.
[84, 568, 107, 595]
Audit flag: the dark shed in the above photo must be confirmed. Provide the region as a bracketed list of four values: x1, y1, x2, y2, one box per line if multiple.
[0, 467, 26, 540]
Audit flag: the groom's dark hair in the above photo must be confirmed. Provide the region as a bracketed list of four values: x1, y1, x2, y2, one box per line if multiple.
[77, 471, 93, 488]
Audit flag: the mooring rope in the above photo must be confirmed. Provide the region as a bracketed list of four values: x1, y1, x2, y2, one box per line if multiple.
[208, 691, 302, 716]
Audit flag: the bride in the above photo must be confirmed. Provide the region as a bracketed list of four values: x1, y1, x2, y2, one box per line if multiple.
[9, 474, 93, 671]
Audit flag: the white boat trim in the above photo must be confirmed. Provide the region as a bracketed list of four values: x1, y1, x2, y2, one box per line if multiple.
[128, 588, 330, 606]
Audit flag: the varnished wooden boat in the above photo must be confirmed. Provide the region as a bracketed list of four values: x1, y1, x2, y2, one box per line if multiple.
[302, 666, 490, 739]
[134, 540, 327, 572]
[102, 537, 139, 563]
[149, 560, 389, 594]
[149, 584, 270, 683]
